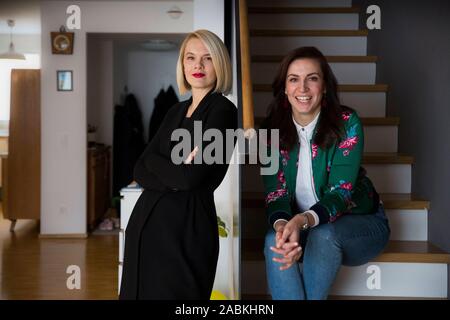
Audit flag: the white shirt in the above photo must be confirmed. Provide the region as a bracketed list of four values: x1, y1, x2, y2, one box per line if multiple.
[293, 113, 320, 216]
[273, 113, 320, 230]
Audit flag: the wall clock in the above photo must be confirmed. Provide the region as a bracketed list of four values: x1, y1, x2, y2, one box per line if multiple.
[51, 26, 74, 54]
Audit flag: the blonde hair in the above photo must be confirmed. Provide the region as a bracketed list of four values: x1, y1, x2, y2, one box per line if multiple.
[177, 29, 232, 95]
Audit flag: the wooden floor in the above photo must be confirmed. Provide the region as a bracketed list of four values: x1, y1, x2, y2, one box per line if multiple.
[0, 207, 118, 299]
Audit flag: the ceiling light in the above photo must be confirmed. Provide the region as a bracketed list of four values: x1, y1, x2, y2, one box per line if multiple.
[167, 6, 183, 19]
[0, 19, 25, 60]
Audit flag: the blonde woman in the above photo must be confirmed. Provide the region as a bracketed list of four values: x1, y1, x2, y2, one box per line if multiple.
[119, 30, 237, 300]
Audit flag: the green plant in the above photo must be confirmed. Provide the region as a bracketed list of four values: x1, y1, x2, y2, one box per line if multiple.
[217, 216, 229, 238]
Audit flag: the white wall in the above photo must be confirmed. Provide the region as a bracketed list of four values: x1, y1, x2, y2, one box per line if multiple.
[41, 0, 193, 235]
[113, 43, 128, 107]
[98, 40, 114, 146]
[87, 37, 100, 139]
[0, 54, 40, 122]
[0, 0, 41, 34]
[193, 0, 225, 39]
[87, 39, 114, 146]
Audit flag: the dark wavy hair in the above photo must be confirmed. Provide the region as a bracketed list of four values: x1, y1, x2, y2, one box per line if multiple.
[262, 46, 346, 151]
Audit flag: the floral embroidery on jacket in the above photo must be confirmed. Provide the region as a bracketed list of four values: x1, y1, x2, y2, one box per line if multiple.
[330, 180, 353, 191]
[280, 149, 290, 166]
[340, 181, 353, 190]
[339, 136, 358, 150]
[277, 170, 286, 186]
[329, 180, 353, 206]
[311, 143, 318, 159]
[266, 189, 287, 205]
[265, 170, 287, 205]
[338, 124, 359, 156]
[342, 111, 351, 121]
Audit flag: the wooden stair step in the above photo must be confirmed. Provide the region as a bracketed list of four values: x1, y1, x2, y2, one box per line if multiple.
[241, 192, 430, 210]
[362, 152, 413, 164]
[252, 55, 378, 63]
[253, 116, 399, 127]
[242, 239, 450, 264]
[379, 193, 430, 210]
[254, 84, 388, 92]
[361, 117, 400, 126]
[248, 6, 360, 14]
[250, 29, 369, 37]
[339, 84, 388, 92]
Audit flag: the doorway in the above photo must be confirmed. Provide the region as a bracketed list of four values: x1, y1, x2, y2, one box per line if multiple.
[85, 33, 187, 233]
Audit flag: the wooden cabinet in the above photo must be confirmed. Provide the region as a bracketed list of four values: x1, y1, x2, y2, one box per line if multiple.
[87, 144, 111, 230]
[2, 69, 40, 230]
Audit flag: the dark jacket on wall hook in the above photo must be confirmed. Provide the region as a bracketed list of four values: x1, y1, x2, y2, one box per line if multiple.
[148, 85, 179, 143]
[113, 93, 146, 198]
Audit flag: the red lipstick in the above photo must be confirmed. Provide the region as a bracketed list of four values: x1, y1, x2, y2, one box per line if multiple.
[192, 73, 205, 78]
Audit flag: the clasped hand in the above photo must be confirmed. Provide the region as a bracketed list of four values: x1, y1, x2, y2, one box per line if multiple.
[270, 215, 304, 271]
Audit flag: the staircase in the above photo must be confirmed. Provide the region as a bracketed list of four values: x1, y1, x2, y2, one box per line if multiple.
[241, 0, 449, 299]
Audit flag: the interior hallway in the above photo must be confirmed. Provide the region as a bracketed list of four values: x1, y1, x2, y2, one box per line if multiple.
[0, 206, 118, 299]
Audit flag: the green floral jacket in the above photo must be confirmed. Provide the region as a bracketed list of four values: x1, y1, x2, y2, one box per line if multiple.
[262, 109, 379, 226]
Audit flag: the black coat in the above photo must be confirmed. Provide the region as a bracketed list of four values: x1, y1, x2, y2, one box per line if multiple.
[113, 94, 145, 197]
[119, 91, 237, 300]
[148, 86, 179, 143]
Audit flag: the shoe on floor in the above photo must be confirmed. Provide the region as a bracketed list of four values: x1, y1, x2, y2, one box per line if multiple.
[111, 217, 120, 229]
[99, 218, 113, 231]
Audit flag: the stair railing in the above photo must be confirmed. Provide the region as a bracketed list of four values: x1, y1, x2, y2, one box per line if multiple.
[238, 0, 255, 137]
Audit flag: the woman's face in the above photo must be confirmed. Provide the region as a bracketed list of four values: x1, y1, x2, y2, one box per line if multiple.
[183, 37, 217, 92]
[285, 58, 325, 121]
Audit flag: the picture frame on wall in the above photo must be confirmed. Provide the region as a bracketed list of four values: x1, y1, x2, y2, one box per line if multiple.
[57, 70, 73, 91]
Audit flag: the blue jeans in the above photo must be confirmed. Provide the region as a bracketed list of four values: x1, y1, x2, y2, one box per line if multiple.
[264, 205, 390, 300]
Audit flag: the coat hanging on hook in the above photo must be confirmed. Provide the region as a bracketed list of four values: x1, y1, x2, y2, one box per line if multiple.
[148, 85, 179, 143]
